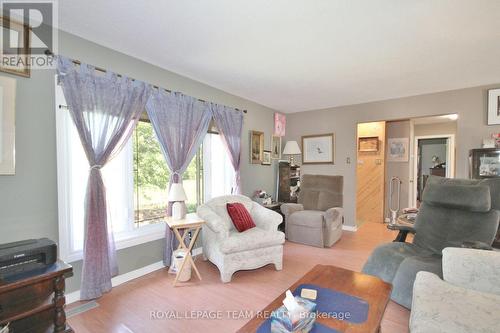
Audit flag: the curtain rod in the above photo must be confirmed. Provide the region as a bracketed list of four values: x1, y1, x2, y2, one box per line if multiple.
[46, 50, 247, 114]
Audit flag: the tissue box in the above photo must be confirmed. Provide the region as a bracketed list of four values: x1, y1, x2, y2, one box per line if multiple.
[270, 296, 317, 333]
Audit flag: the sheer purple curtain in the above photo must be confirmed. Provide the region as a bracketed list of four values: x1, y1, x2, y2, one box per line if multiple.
[57, 56, 151, 300]
[210, 104, 244, 194]
[145, 90, 212, 265]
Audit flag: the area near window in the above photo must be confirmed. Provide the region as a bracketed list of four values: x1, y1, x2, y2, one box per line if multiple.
[55, 82, 235, 263]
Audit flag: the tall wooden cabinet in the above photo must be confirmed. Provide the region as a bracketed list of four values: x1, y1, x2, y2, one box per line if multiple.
[277, 161, 301, 203]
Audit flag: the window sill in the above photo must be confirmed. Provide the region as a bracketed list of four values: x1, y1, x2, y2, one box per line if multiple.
[62, 222, 166, 263]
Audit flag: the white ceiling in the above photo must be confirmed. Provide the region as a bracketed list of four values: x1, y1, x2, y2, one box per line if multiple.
[58, 1, 500, 113]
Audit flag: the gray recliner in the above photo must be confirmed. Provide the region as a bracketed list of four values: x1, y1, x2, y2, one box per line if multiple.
[281, 175, 344, 247]
[362, 176, 500, 309]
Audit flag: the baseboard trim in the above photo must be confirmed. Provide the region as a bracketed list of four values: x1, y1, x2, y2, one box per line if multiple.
[66, 247, 203, 304]
[342, 225, 358, 232]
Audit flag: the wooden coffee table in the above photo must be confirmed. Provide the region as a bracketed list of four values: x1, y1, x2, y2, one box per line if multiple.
[237, 265, 392, 333]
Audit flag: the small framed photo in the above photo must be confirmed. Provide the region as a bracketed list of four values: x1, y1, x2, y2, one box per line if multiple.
[387, 138, 409, 162]
[302, 133, 334, 164]
[488, 89, 500, 125]
[271, 135, 281, 159]
[250, 130, 264, 164]
[262, 150, 272, 165]
[358, 136, 379, 152]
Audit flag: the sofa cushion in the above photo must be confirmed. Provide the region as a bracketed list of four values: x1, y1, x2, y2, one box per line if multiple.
[219, 228, 285, 254]
[226, 203, 256, 232]
[288, 210, 324, 228]
[410, 271, 500, 333]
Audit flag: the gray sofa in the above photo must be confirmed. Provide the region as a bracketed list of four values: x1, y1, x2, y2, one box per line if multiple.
[281, 175, 344, 247]
[410, 248, 500, 333]
[362, 176, 500, 309]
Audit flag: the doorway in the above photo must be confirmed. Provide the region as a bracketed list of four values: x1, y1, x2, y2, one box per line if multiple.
[413, 134, 455, 206]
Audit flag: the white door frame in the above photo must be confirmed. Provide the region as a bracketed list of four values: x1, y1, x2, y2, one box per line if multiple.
[411, 134, 455, 207]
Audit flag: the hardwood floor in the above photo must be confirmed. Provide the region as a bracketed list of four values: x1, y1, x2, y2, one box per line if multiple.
[68, 222, 410, 333]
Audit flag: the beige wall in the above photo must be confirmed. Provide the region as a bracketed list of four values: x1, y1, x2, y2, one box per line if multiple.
[0, 31, 277, 292]
[285, 84, 500, 227]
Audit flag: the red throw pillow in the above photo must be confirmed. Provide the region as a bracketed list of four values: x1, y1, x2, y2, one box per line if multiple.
[226, 202, 256, 232]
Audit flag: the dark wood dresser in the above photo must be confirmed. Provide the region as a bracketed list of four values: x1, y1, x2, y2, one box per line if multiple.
[0, 261, 73, 333]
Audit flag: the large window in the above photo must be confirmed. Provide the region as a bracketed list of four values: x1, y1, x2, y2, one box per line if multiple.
[56, 83, 235, 262]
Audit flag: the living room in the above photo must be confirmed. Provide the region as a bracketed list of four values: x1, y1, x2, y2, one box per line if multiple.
[0, 1, 499, 333]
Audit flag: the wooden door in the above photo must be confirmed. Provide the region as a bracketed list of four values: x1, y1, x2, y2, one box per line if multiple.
[356, 122, 386, 224]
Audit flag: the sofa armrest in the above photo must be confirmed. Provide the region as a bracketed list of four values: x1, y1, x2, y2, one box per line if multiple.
[442, 247, 500, 295]
[196, 205, 229, 239]
[280, 203, 304, 221]
[324, 207, 343, 226]
[251, 203, 283, 232]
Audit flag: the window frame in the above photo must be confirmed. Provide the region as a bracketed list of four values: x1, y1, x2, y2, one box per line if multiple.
[55, 80, 166, 263]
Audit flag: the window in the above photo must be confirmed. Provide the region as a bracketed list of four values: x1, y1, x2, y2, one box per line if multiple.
[56, 82, 235, 262]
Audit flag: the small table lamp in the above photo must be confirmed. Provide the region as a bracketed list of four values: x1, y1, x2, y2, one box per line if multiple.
[283, 141, 302, 166]
[169, 183, 188, 220]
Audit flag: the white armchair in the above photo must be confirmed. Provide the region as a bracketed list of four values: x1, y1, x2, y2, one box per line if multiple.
[410, 247, 500, 333]
[197, 195, 285, 283]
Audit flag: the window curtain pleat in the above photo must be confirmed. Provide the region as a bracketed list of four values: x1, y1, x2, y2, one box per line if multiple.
[56, 56, 151, 300]
[145, 90, 212, 266]
[210, 105, 244, 194]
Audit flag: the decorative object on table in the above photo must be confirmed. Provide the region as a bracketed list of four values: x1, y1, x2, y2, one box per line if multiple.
[271, 135, 282, 159]
[492, 132, 500, 147]
[168, 183, 188, 220]
[253, 190, 273, 205]
[281, 175, 343, 247]
[0, 17, 30, 78]
[387, 138, 409, 162]
[277, 161, 301, 203]
[250, 130, 265, 164]
[197, 195, 284, 283]
[0, 76, 16, 175]
[262, 150, 272, 165]
[358, 136, 379, 152]
[165, 214, 205, 286]
[301, 133, 334, 165]
[274, 112, 286, 137]
[469, 148, 500, 179]
[483, 138, 496, 148]
[488, 88, 500, 125]
[282, 141, 301, 166]
[270, 290, 317, 333]
[431, 155, 441, 167]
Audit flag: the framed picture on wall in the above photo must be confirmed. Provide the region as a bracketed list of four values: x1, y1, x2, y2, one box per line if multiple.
[262, 150, 272, 165]
[274, 112, 286, 137]
[250, 130, 264, 164]
[0, 17, 31, 78]
[301, 133, 335, 164]
[0, 76, 16, 174]
[271, 135, 281, 159]
[387, 138, 409, 162]
[488, 88, 500, 125]
[358, 136, 379, 152]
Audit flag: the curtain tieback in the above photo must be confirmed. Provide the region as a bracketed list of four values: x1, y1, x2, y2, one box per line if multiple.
[89, 164, 103, 170]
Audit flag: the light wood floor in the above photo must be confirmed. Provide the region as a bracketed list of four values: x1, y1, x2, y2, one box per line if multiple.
[68, 222, 410, 333]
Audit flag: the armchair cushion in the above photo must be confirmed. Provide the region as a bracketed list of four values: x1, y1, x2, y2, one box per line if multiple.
[226, 203, 256, 232]
[443, 247, 500, 295]
[424, 184, 491, 212]
[219, 228, 285, 254]
[410, 271, 500, 333]
[288, 210, 325, 228]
